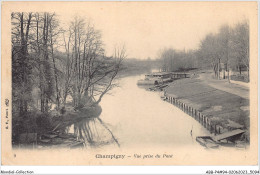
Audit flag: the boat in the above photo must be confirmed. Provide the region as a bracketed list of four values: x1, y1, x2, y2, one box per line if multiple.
[212, 129, 245, 142]
[137, 79, 159, 85]
[137, 72, 173, 85]
[149, 84, 168, 91]
[196, 136, 219, 149]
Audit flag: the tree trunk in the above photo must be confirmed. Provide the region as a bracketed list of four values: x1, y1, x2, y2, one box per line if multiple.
[218, 59, 220, 80]
[247, 67, 250, 82]
[227, 69, 230, 82]
[50, 24, 60, 110]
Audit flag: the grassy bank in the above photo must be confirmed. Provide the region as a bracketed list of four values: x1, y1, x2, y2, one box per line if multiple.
[164, 72, 249, 141]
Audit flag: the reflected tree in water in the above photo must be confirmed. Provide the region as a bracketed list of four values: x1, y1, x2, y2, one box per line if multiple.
[72, 117, 120, 148]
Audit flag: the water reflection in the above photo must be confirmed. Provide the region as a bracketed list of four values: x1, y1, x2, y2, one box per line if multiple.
[67, 117, 120, 148]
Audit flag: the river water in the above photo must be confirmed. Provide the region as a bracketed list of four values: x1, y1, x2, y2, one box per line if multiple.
[100, 75, 210, 149]
[67, 75, 211, 150]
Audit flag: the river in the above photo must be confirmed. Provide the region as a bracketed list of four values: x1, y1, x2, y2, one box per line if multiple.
[67, 74, 210, 150]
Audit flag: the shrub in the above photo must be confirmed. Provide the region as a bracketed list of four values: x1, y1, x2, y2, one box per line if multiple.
[60, 106, 66, 114]
[36, 113, 52, 133]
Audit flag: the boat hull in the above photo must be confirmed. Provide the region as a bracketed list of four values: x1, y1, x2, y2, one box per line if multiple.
[137, 79, 159, 85]
[196, 136, 219, 149]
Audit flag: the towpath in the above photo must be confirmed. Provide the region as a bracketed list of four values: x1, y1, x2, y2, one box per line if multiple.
[198, 72, 249, 99]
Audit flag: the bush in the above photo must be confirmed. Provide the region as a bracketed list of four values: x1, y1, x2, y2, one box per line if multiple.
[12, 112, 38, 144]
[74, 103, 85, 111]
[230, 75, 249, 83]
[36, 113, 52, 133]
[60, 106, 66, 114]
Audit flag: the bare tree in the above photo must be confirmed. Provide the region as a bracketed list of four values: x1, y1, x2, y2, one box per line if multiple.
[11, 12, 33, 115]
[89, 44, 126, 106]
[61, 16, 126, 110]
[230, 21, 249, 81]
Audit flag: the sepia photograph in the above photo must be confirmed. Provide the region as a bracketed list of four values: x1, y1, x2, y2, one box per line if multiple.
[1, 1, 258, 169]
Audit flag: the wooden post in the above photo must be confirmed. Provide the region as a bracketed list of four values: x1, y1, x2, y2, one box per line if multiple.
[214, 125, 217, 135]
[205, 117, 208, 129]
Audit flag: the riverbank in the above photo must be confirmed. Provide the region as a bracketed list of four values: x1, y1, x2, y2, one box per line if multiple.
[12, 104, 102, 149]
[51, 104, 102, 131]
[164, 70, 249, 142]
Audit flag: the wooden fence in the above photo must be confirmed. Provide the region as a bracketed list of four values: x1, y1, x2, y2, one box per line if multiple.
[165, 95, 221, 135]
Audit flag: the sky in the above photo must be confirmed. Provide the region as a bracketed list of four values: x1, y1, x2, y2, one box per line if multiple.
[55, 2, 253, 60]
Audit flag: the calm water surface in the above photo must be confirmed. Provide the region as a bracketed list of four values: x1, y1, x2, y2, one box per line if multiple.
[68, 75, 210, 150]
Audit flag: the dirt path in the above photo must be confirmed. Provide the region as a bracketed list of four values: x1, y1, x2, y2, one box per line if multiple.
[198, 72, 249, 99]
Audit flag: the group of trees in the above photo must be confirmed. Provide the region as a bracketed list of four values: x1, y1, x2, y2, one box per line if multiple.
[159, 21, 249, 81]
[198, 21, 249, 80]
[159, 48, 197, 72]
[12, 12, 125, 117]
